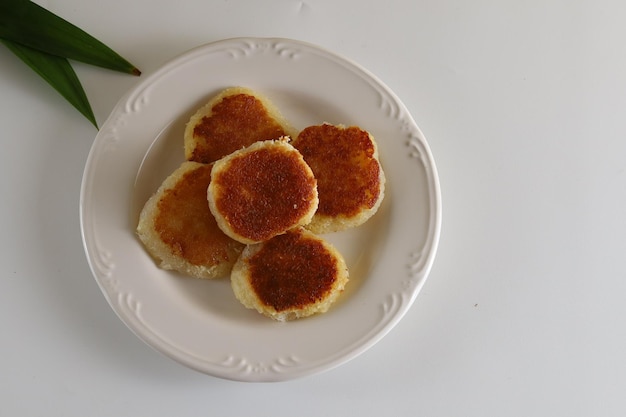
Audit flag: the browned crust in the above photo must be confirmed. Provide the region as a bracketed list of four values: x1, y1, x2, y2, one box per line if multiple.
[293, 123, 385, 233]
[137, 162, 245, 279]
[208, 140, 318, 244]
[231, 228, 349, 321]
[184, 87, 297, 164]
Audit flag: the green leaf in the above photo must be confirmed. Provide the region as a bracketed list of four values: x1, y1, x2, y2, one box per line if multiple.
[2, 39, 97, 128]
[0, 0, 140, 75]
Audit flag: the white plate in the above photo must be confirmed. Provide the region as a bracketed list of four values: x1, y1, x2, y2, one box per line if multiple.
[80, 37, 441, 382]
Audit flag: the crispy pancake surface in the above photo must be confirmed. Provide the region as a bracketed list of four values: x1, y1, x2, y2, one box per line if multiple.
[184, 87, 296, 164]
[137, 162, 245, 279]
[208, 140, 319, 244]
[231, 227, 349, 321]
[293, 123, 386, 233]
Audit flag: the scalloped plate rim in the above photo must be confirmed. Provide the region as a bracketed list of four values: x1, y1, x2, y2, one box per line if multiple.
[80, 37, 442, 382]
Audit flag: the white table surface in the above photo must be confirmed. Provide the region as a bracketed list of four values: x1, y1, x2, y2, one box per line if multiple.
[2, 0, 625, 415]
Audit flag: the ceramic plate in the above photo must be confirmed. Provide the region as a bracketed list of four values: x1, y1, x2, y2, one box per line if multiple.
[80, 37, 441, 382]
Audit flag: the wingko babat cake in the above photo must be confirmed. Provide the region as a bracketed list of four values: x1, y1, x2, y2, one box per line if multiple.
[230, 227, 349, 321]
[184, 87, 297, 164]
[137, 87, 386, 320]
[292, 123, 385, 234]
[207, 139, 318, 245]
[137, 161, 245, 279]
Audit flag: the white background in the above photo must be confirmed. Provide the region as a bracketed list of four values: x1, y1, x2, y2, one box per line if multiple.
[1, 0, 625, 415]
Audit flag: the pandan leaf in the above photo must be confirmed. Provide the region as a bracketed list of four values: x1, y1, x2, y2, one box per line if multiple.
[0, 0, 140, 75]
[2, 39, 97, 128]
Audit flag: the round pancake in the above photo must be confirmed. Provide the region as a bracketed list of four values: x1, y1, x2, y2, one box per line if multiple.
[208, 140, 319, 244]
[137, 161, 245, 279]
[231, 227, 349, 321]
[292, 123, 386, 233]
[184, 87, 297, 164]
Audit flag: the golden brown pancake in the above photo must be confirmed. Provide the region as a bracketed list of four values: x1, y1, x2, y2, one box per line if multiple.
[208, 139, 318, 244]
[292, 123, 385, 233]
[231, 227, 349, 321]
[184, 87, 297, 164]
[137, 162, 245, 279]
